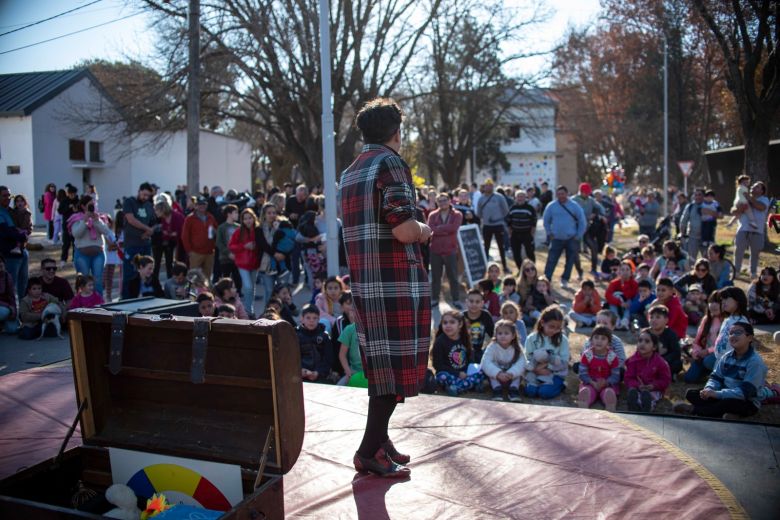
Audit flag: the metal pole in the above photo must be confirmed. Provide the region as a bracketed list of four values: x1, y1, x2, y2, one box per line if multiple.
[663, 35, 668, 217]
[319, 0, 338, 276]
[187, 0, 200, 197]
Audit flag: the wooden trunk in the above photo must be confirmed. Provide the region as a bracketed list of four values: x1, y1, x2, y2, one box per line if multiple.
[0, 309, 304, 519]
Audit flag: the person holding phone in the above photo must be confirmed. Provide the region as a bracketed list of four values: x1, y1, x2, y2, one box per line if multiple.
[70, 195, 113, 295]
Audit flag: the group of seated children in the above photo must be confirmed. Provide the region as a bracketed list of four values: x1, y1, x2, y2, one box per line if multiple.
[481, 261, 555, 329]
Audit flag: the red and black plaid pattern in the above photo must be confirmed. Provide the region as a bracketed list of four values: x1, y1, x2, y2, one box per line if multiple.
[339, 144, 431, 398]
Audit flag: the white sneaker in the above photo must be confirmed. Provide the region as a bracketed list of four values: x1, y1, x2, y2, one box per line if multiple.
[560, 280, 569, 289]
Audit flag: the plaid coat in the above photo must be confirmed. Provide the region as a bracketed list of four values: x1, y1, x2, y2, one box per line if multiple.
[339, 144, 431, 397]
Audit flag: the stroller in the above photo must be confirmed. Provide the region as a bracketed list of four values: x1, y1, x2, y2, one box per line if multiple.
[650, 215, 672, 253]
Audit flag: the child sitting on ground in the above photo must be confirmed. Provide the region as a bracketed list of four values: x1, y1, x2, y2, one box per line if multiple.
[480, 319, 526, 402]
[523, 276, 555, 328]
[164, 261, 190, 300]
[575, 309, 627, 375]
[337, 306, 362, 386]
[315, 275, 344, 332]
[213, 277, 249, 319]
[272, 283, 298, 327]
[68, 274, 104, 310]
[333, 291, 353, 338]
[629, 279, 655, 329]
[657, 258, 683, 284]
[297, 304, 334, 382]
[431, 309, 484, 396]
[500, 276, 521, 306]
[196, 292, 215, 317]
[600, 246, 621, 280]
[635, 263, 655, 291]
[683, 284, 707, 326]
[487, 262, 503, 295]
[187, 268, 211, 298]
[464, 289, 495, 363]
[309, 273, 326, 305]
[578, 325, 621, 411]
[648, 304, 683, 377]
[639, 245, 657, 270]
[652, 278, 689, 339]
[568, 279, 601, 328]
[604, 261, 638, 330]
[477, 278, 501, 318]
[625, 328, 672, 412]
[684, 292, 722, 384]
[217, 303, 236, 319]
[18, 277, 63, 340]
[524, 305, 569, 399]
[126, 255, 164, 299]
[499, 301, 527, 345]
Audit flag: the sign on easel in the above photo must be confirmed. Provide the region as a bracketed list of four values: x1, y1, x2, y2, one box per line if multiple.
[457, 224, 488, 288]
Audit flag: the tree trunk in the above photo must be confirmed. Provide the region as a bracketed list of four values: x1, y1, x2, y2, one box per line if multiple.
[743, 116, 770, 186]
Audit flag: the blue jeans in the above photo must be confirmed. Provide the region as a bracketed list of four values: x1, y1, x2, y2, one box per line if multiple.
[526, 375, 565, 399]
[238, 268, 257, 317]
[290, 243, 302, 285]
[4, 249, 28, 301]
[258, 271, 284, 304]
[683, 353, 716, 384]
[0, 306, 19, 334]
[122, 245, 151, 299]
[544, 238, 579, 282]
[74, 249, 105, 295]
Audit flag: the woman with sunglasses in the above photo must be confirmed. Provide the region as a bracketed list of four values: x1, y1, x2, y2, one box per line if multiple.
[674, 258, 716, 299]
[675, 321, 767, 419]
[517, 258, 539, 302]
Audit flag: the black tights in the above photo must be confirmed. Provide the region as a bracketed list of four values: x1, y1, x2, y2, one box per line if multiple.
[357, 395, 397, 458]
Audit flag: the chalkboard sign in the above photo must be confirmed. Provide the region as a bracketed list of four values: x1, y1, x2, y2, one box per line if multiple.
[457, 224, 488, 288]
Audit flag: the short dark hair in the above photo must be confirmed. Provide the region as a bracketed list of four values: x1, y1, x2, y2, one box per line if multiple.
[638, 279, 653, 290]
[27, 276, 42, 289]
[581, 280, 595, 290]
[196, 292, 214, 303]
[657, 277, 674, 289]
[139, 182, 153, 192]
[591, 325, 613, 344]
[338, 291, 353, 305]
[172, 261, 188, 276]
[217, 303, 236, 315]
[556, 185, 568, 193]
[355, 98, 403, 144]
[41, 257, 56, 268]
[301, 303, 320, 316]
[649, 305, 669, 318]
[503, 276, 516, 286]
[467, 288, 483, 299]
[223, 204, 238, 216]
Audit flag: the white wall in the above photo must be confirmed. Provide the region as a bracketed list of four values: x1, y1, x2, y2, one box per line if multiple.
[498, 104, 557, 189]
[0, 116, 35, 217]
[31, 77, 132, 222]
[130, 130, 251, 196]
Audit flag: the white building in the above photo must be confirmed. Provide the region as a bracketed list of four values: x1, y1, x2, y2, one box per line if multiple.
[0, 70, 251, 225]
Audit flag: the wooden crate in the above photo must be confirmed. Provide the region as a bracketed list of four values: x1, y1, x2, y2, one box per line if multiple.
[0, 309, 305, 519]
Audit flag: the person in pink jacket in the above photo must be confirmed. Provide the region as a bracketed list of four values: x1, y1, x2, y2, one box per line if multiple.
[427, 193, 463, 307]
[43, 183, 57, 241]
[228, 209, 260, 318]
[625, 328, 672, 412]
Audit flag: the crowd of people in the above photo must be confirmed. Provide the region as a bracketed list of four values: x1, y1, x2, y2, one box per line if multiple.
[0, 171, 777, 418]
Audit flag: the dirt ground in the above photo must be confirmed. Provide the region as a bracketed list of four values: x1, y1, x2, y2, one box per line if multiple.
[26, 217, 780, 424]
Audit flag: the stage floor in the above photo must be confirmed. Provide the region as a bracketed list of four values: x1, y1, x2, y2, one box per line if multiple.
[0, 366, 763, 518]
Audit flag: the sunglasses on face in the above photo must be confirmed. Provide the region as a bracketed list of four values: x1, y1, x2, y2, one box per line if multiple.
[44, 266, 57, 272]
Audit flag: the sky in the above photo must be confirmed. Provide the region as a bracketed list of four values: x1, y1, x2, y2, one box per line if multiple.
[0, 0, 601, 78]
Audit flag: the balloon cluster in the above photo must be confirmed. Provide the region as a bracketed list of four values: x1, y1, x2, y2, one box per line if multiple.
[603, 164, 625, 194]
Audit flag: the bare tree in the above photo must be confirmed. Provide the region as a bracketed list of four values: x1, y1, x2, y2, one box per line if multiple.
[692, 0, 779, 184]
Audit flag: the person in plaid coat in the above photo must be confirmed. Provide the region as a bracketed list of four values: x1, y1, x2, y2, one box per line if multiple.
[340, 98, 432, 478]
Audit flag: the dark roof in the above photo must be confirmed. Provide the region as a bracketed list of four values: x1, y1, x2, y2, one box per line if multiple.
[0, 69, 91, 117]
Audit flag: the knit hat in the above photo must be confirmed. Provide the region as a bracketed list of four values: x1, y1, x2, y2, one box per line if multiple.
[579, 182, 592, 195]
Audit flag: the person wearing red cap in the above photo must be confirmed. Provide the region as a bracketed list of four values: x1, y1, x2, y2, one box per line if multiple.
[572, 183, 606, 278]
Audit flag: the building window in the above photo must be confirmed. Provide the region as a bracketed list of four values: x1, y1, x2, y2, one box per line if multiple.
[89, 141, 103, 162]
[508, 125, 521, 139]
[7, 165, 20, 175]
[69, 139, 85, 161]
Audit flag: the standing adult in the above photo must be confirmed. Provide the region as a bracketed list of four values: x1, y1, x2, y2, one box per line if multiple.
[572, 183, 605, 277]
[255, 202, 286, 302]
[733, 181, 769, 279]
[152, 200, 185, 280]
[538, 182, 552, 214]
[340, 98, 431, 477]
[59, 185, 79, 266]
[228, 208, 260, 318]
[637, 191, 660, 237]
[70, 195, 112, 295]
[285, 184, 309, 285]
[0, 186, 28, 300]
[122, 183, 156, 299]
[216, 204, 242, 292]
[679, 188, 706, 261]
[506, 190, 537, 269]
[428, 192, 463, 307]
[543, 185, 587, 288]
[476, 179, 510, 273]
[182, 196, 218, 279]
[672, 192, 688, 237]
[43, 183, 57, 241]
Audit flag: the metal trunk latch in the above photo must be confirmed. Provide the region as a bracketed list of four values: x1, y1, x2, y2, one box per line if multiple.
[190, 318, 212, 384]
[108, 313, 127, 375]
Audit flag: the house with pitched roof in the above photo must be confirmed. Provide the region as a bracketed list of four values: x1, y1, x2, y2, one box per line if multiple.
[0, 69, 251, 224]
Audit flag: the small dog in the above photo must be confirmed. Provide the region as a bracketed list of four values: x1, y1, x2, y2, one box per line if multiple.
[38, 303, 64, 340]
